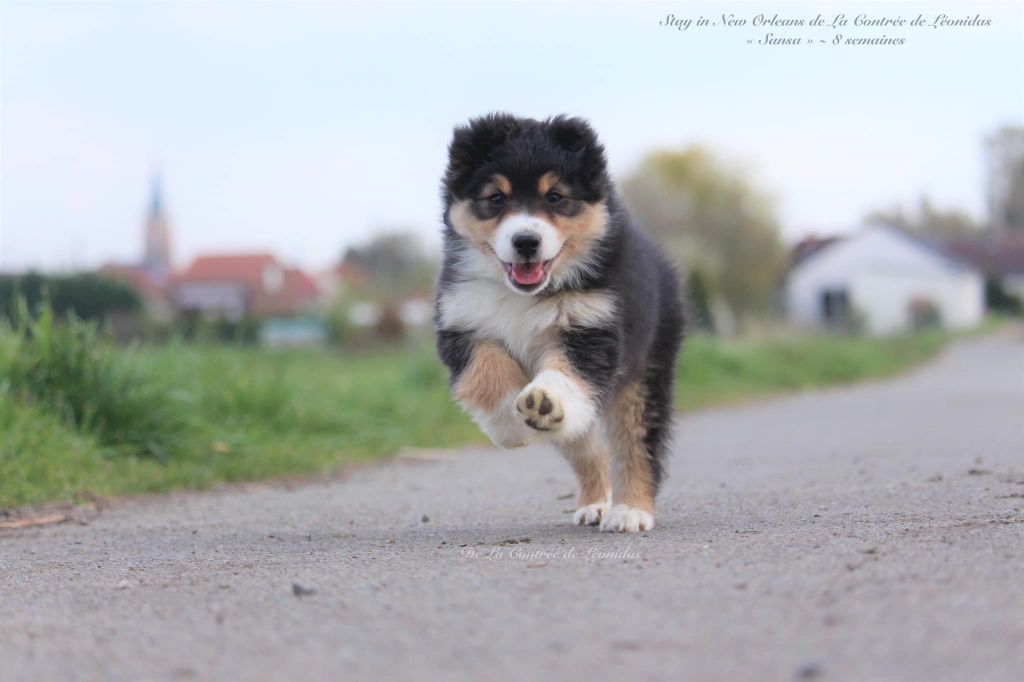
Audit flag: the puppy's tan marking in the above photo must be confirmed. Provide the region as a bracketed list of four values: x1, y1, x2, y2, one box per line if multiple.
[453, 341, 528, 412]
[606, 381, 655, 513]
[538, 172, 561, 196]
[449, 200, 498, 245]
[493, 174, 513, 195]
[548, 201, 610, 281]
[550, 200, 609, 242]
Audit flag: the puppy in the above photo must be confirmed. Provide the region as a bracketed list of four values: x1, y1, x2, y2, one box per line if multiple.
[434, 114, 685, 532]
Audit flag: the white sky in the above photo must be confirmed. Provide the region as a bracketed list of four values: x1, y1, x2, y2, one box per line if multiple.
[1, 0, 1022, 273]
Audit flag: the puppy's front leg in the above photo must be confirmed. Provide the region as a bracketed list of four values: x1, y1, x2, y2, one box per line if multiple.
[452, 341, 535, 449]
[515, 355, 598, 443]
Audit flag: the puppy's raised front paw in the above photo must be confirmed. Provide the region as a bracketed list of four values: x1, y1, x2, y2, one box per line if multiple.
[599, 504, 655, 533]
[514, 371, 595, 440]
[516, 384, 564, 432]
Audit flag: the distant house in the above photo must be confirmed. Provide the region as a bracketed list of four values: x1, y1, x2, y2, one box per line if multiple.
[346, 296, 432, 330]
[95, 175, 327, 344]
[944, 231, 1024, 304]
[173, 253, 320, 320]
[785, 225, 984, 335]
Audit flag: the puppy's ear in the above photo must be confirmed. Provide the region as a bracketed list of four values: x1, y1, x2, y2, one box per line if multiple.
[549, 115, 598, 154]
[446, 113, 520, 183]
[549, 116, 608, 198]
[446, 126, 479, 173]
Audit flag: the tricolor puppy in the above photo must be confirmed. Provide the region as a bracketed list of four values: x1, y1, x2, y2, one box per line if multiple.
[434, 114, 685, 532]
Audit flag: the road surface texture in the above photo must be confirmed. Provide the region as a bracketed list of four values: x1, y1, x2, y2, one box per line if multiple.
[2, 331, 1023, 682]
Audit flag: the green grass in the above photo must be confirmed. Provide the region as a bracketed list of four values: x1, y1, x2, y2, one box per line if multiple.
[676, 331, 948, 410]
[0, 312, 960, 509]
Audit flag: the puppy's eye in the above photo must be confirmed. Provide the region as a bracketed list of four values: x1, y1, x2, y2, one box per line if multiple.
[487, 193, 505, 207]
[545, 191, 563, 204]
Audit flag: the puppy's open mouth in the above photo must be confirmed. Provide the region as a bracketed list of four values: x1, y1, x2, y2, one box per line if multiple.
[503, 259, 554, 291]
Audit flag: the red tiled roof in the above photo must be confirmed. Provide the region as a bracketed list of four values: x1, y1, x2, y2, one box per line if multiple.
[174, 253, 277, 287]
[174, 253, 320, 317]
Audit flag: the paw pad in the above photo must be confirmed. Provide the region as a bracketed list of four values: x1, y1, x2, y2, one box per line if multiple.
[516, 385, 564, 432]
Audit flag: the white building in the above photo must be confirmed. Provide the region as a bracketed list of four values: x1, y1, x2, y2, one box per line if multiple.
[785, 225, 984, 335]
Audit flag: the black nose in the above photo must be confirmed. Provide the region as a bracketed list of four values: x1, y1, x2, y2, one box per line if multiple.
[512, 232, 541, 258]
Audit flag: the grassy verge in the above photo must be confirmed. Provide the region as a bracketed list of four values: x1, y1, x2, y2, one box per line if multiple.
[1, 313, 962, 509]
[676, 331, 948, 410]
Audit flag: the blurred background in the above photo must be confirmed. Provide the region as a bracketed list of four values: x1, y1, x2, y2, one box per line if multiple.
[1, 1, 1021, 507]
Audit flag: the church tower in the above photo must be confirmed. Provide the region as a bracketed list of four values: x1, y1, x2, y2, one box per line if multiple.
[142, 173, 173, 284]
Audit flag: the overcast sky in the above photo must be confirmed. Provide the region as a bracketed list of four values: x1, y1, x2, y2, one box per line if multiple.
[2, 1, 1021, 273]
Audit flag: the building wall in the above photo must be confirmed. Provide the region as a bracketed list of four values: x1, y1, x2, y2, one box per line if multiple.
[850, 271, 983, 335]
[786, 226, 984, 335]
[174, 282, 249, 320]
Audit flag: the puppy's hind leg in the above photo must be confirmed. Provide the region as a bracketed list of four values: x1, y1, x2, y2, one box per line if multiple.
[558, 430, 611, 526]
[601, 381, 664, 533]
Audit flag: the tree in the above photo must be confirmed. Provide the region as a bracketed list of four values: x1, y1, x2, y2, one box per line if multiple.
[340, 231, 437, 300]
[622, 147, 786, 328]
[986, 126, 1024, 231]
[864, 196, 981, 239]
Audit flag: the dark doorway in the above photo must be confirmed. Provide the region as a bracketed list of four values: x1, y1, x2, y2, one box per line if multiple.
[821, 288, 850, 329]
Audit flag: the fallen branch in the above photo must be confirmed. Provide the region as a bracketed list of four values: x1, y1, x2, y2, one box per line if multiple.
[0, 512, 69, 530]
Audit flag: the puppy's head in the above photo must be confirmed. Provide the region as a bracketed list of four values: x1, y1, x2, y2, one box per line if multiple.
[442, 114, 611, 295]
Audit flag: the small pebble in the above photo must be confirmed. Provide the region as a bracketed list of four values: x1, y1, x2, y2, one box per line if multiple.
[292, 583, 317, 598]
[795, 661, 823, 680]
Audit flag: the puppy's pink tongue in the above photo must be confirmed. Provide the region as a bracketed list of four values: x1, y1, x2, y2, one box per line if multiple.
[511, 262, 545, 285]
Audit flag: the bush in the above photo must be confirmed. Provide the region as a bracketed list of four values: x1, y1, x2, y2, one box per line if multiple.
[985, 278, 1023, 315]
[173, 312, 261, 344]
[0, 272, 141, 324]
[2, 302, 190, 461]
[685, 268, 715, 333]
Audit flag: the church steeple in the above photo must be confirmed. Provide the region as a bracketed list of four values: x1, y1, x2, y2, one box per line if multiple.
[149, 174, 162, 217]
[142, 171, 173, 283]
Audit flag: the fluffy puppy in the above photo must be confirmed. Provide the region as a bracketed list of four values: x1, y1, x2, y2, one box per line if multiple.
[434, 114, 685, 532]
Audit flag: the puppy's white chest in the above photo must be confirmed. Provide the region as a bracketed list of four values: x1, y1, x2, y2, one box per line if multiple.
[439, 281, 558, 366]
[439, 281, 617, 371]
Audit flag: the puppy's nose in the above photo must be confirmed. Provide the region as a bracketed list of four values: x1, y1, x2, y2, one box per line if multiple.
[512, 232, 541, 258]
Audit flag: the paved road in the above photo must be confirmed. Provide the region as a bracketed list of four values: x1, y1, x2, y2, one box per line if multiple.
[2, 332, 1023, 682]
